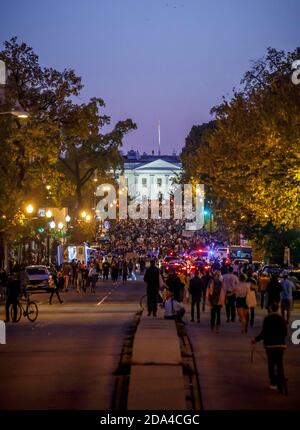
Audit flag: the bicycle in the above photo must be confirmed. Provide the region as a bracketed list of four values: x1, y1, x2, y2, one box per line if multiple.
[11, 295, 38, 322]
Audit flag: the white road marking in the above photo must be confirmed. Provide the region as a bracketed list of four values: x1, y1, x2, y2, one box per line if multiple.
[97, 295, 108, 306]
[96, 283, 121, 306]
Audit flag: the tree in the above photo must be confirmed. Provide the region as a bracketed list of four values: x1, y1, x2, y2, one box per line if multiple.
[59, 98, 136, 210]
[0, 37, 78, 265]
[181, 121, 216, 182]
[0, 37, 137, 265]
[181, 47, 300, 261]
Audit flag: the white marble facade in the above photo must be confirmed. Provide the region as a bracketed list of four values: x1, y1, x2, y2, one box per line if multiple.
[119, 151, 182, 202]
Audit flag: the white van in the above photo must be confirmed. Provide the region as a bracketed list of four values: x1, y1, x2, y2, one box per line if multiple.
[215, 247, 229, 261]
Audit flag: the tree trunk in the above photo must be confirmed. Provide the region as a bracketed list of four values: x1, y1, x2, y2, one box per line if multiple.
[76, 184, 82, 209]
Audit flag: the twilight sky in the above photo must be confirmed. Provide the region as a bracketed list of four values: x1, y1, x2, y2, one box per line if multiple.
[1, 0, 299, 154]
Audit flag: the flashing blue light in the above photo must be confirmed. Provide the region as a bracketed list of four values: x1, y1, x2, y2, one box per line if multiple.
[203, 210, 209, 215]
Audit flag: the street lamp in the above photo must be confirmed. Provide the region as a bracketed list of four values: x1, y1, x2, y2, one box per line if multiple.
[81, 211, 87, 219]
[46, 220, 56, 266]
[46, 209, 52, 219]
[85, 214, 91, 222]
[65, 215, 71, 223]
[26, 204, 34, 214]
[0, 109, 29, 119]
[57, 222, 64, 230]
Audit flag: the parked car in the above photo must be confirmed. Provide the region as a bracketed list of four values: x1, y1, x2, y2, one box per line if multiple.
[25, 265, 50, 291]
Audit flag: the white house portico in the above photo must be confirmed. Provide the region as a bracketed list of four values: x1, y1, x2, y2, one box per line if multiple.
[120, 150, 182, 202]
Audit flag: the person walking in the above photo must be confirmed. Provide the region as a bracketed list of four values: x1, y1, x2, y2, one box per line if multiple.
[88, 263, 97, 293]
[128, 259, 134, 279]
[266, 274, 282, 313]
[49, 274, 63, 305]
[143, 259, 160, 317]
[206, 271, 225, 333]
[5, 268, 21, 323]
[280, 271, 293, 324]
[235, 273, 250, 334]
[200, 269, 213, 312]
[76, 264, 83, 294]
[111, 260, 119, 284]
[122, 260, 128, 284]
[246, 273, 258, 328]
[166, 269, 184, 302]
[189, 270, 202, 323]
[103, 260, 110, 281]
[222, 266, 238, 323]
[258, 272, 270, 309]
[63, 263, 70, 292]
[251, 302, 287, 392]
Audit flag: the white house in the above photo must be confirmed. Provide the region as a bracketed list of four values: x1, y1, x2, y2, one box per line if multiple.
[120, 150, 182, 202]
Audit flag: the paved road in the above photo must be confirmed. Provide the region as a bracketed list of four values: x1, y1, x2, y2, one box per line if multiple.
[0, 279, 146, 410]
[186, 303, 300, 410]
[1, 277, 299, 410]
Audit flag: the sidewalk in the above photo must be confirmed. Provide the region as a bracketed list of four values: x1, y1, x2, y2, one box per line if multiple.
[127, 305, 300, 410]
[186, 306, 300, 410]
[127, 308, 186, 410]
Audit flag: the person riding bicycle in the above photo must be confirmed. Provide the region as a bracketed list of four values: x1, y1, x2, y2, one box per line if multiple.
[251, 302, 287, 392]
[4, 267, 21, 323]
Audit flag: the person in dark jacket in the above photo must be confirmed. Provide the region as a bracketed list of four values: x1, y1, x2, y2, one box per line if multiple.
[143, 260, 160, 316]
[5, 268, 21, 322]
[266, 274, 282, 313]
[122, 260, 128, 284]
[166, 269, 184, 302]
[189, 270, 202, 323]
[102, 260, 110, 281]
[252, 302, 287, 390]
[200, 270, 213, 312]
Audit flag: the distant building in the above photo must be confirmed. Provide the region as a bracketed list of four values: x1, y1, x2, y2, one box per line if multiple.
[118, 150, 182, 201]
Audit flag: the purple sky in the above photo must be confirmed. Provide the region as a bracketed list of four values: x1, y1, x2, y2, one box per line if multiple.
[1, 0, 299, 155]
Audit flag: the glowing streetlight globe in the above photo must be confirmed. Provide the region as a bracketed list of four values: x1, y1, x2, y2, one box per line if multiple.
[46, 210, 52, 218]
[65, 215, 71, 223]
[86, 214, 91, 222]
[57, 222, 64, 230]
[49, 221, 56, 229]
[26, 204, 34, 214]
[81, 211, 87, 219]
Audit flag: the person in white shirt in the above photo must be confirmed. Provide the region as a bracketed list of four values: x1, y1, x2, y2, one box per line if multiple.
[222, 266, 238, 323]
[235, 273, 250, 334]
[164, 292, 185, 324]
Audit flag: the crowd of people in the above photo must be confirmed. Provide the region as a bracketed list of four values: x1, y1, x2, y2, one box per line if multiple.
[143, 259, 293, 392]
[1, 218, 295, 391]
